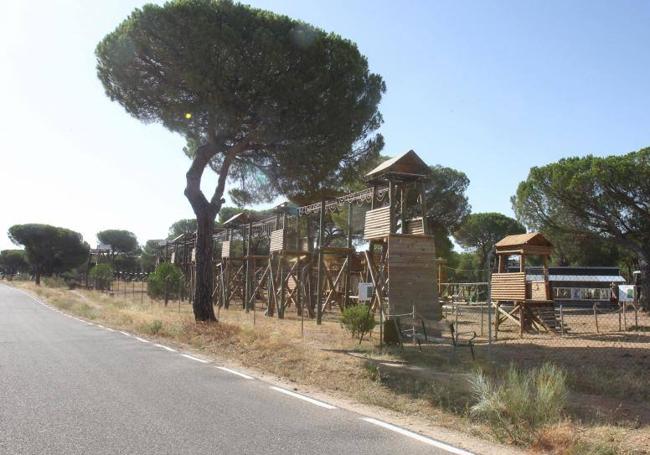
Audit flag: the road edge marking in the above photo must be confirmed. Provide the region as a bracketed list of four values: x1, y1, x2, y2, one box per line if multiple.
[360, 417, 475, 455]
[269, 386, 337, 409]
[154, 343, 177, 352]
[216, 366, 254, 380]
[181, 354, 210, 364]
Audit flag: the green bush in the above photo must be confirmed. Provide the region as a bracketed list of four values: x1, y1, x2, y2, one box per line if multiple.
[470, 362, 567, 445]
[89, 264, 113, 290]
[341, 304, 375, 338]
[147, 262, 184, 304]
[61, 269, 81, 289]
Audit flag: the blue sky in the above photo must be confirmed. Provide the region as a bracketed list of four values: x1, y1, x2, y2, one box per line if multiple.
[1, 0, 648, 250]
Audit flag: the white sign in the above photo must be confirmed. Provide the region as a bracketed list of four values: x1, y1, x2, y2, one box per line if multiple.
[618, 285, 635, 302]
[358, 283, 374, 301]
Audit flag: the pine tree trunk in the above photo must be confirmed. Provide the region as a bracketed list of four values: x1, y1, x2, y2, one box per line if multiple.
[35, 269, 41, 286]
[193, 212, 217, 321]
[183, 142, 237, 322]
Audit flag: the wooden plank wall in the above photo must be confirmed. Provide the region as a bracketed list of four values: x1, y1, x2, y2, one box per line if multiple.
[491, 272, 526, 301]
[404, 217, 425, 235]
[387, 235, 441, 321]
[270, 229, 285, 252]
[221, 240, 231, 259]
[363, 206, 391, 240]
[527, 280, 548, 300]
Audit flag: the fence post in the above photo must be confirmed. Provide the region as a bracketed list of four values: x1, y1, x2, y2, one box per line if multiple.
[486, 250, 494, 347]
[593, 303, 599, 333]
[559, 304, 565, 336]
[379, 293, 383, 352]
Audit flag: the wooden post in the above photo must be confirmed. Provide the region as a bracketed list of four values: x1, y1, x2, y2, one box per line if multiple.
[295, 212, 301, 251]
[494, 302, 500, 340]
[371, 185, 377, 210]
[306, 217, 314, 317]
[316, 199, 325, 324]
[345, 202, 353, 308]
[388, 180, 395, 234]
[279, 256, 285, 319]
[519, 254, 526, 273]
[279, 212, 287, 317]
[519, 303, 524, 338]
[399, 184, 405, 233]
[543, 255, 550, 300]
[225, 229, 231, 309]
[245, 222, 252, 312]
[419, 181, 428, 235]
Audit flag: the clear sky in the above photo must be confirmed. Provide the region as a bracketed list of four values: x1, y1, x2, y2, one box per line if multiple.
[1, 0, 648, 251]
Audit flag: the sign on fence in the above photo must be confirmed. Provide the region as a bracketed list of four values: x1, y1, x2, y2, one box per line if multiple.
[618, 285, 635, 302]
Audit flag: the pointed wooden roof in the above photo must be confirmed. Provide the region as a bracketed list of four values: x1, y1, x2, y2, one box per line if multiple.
[495, 232, 553, 256]
[223, 212, 253, 227]
[365, 150, 430, 182]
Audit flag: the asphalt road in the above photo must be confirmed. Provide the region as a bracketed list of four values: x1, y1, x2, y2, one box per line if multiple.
[0, 284, 472, 455]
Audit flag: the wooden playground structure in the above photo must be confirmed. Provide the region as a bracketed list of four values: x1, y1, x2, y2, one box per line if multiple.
[162, 150, 441, 334]
[491, 232, 566, 338]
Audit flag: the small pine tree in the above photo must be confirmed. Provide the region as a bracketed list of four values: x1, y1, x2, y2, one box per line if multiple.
[147, 263, 184, 306]
[89, 264, 113, 291]
[341, 304, 376, 339]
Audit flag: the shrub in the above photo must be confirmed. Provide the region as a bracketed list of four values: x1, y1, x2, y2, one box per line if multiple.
[89, 264, 113, 291]
[341, 304, 375, 338]
[142, 319, 163, 335]
[470, 362, 567, 445]
[147, 262, 184, 305]
[61, 269, 81, 289]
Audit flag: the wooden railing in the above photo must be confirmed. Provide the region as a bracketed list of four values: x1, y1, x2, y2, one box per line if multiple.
[363, 206, 391, 240]
[491, 272, 526, 301]
[269, 229, 284, 252]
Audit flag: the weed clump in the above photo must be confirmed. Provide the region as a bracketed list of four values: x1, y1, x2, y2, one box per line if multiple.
[142, 319, 163, 335]
[469, 362, 567, 445]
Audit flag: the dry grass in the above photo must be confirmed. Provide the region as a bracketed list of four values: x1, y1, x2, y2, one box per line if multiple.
[11, 280, 650, 454]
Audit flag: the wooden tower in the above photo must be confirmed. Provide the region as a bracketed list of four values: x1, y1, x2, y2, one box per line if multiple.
[362, 150, 441, 333]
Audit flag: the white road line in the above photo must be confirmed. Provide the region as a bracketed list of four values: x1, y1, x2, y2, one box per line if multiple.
[134, 336, 150, 343]
[104, 327, 115, 332]
[154, 343, 177, 353]
[360, 418, 474, 455]
[181, 354, 210, 364]
[269, 386, 337, 409]
[119, 331, 132, 337]
[97, 324, 105, 328]
[216, 366, 253, 380]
